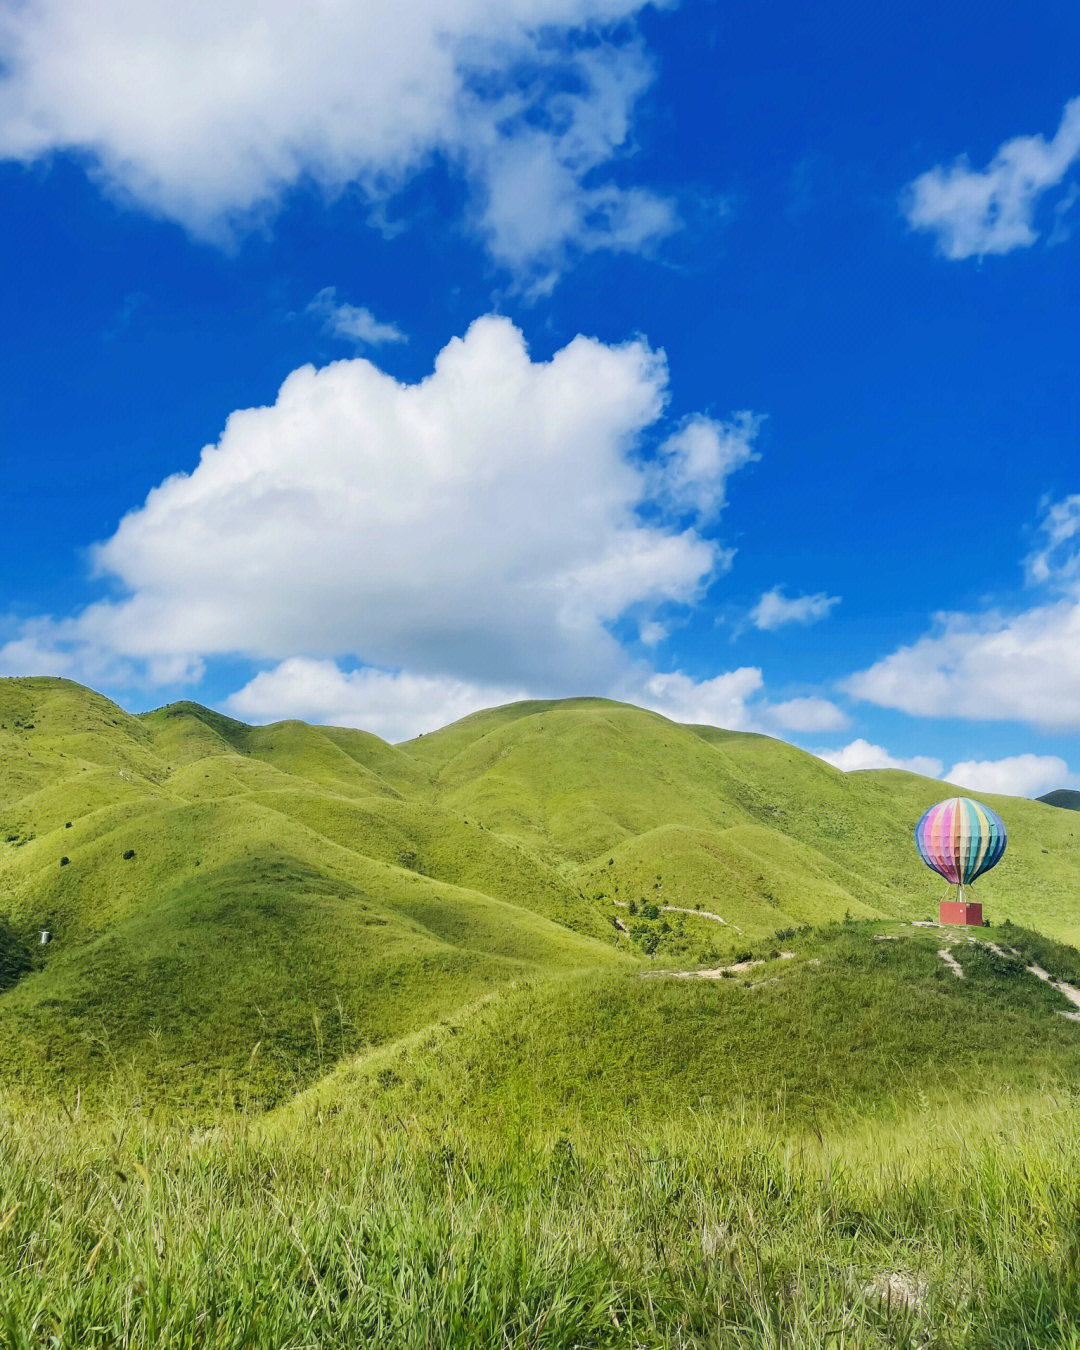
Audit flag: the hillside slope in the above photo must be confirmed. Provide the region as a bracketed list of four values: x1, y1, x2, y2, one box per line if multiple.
[280, 921, 1080, 1137]
[3, 676, 1080, 1106]
[405, 698, 1080, 941]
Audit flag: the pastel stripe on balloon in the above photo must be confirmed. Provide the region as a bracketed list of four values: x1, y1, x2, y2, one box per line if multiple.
[914, 796, 1007, 886]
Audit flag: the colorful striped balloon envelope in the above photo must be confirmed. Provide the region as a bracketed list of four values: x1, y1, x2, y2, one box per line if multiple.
[914, 797, 1007, 886]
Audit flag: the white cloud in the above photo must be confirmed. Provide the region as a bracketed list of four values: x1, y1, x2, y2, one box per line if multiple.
[0, 0, 676, 283]
[1025, 493, 1080, 589]
[653, 414, 762, 521]
[225, 655, 848, 743]
[225, 657, 525, 742]
[945, 754, 1074, 800]
[843, 600, 1080, 731]
[632, 667, 765, 730]
[815, 739, 944, 778]
[903, 96, 1080, 259]
[3, 316, 761, 697]
[626, 670, 847, 735]
[307, 288, 406, 348]
[750, 586, 840, 631]
[638, 620, 668, 646]
[763, 696, 849, 733]
[845, 494, 1080, 732]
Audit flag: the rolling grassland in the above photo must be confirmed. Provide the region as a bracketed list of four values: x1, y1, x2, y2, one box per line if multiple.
[3, 677, 1080, 1344]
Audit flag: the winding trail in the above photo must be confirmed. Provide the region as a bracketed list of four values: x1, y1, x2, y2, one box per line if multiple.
[612, 900, 740, 931]
[949, 938, 1080, 1021]
[648, 952, 795, 981]
[1025, 963, 1080, 1021]
[937, 948, 964, 979]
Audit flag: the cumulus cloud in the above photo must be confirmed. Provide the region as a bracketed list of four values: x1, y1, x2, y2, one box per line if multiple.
[843, 600, 1080, 731]
[763, 696, 849, 733]
[815, 739, 944, 778]
[750, 586, 840, 631]
[844, 494, 1080, 732]
[652, 414, 762, 521]
[626, 671, 847, 735]
[226, 659, 785, 741]
[0, 0, 676, 284]
[219, 652, 849, 742]
[631, 667, 765, 730]
[225, 657, 525, 742]
[945, 754, 1074, 799]
[1025, 493, 1080, 589]
[0, 316, 761, 700]
[903, 96, 1080, 259]
[307, 289, 407, 348]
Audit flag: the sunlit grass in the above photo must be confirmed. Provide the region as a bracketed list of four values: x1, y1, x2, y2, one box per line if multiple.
[3, 1090, 1080, 1347]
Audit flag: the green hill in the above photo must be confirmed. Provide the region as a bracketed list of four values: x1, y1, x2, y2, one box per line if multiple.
[4, 674, 1080, 1107]
[280, 920, 1080, 1139]
[1039, 788, 1080, 812]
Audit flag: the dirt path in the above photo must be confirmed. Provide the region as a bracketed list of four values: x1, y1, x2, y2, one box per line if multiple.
[1026, 963, 1080, 1020]
[648, 952, 795, 981]
[967, 940, 1080, 1021]
[661, 905, 729, 925]
[937, 948, 964, 979]
[612, 899, 738, 929]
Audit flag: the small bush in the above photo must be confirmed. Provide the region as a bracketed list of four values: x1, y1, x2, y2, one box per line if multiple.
[59, 856, 70, 867]
[123, 849, 136, 861]
[65, 822, 72, 829]
[734, 949, 752, 963]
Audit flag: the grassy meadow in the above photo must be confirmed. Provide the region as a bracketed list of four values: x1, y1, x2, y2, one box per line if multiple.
[3, 676, 1080, 1344]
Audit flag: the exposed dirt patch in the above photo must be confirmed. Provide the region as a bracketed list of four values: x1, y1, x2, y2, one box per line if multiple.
[938, 948, 964, 979]
[648, 952, 795, 981]
[861, 1269, 928, 1314]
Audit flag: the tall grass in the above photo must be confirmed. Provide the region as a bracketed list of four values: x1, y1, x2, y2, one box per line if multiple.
[2, 1090, 1080, 1347]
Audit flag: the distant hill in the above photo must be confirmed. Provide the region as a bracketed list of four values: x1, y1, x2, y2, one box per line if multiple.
[1039, 789, 1080, 812]
[3, 674, 1080, 1108]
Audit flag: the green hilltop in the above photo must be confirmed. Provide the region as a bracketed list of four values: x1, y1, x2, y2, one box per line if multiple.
[3, 674, 1080, 1108]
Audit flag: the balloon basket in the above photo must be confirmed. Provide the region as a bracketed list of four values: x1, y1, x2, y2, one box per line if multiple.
[940, 895, 983, 926]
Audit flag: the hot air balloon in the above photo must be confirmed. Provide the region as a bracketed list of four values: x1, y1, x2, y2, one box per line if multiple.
[914, 796, 1006, 925]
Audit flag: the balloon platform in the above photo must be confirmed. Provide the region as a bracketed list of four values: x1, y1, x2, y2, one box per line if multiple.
[940, 897, 982, 926]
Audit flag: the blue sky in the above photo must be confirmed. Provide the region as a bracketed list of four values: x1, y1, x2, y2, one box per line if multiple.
[3, 0, 1080, 796]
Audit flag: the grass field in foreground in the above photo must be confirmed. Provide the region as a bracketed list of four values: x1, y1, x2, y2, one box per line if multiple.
[4, 923, 1080, 1346]
[2, 1077, 1079, 1345]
